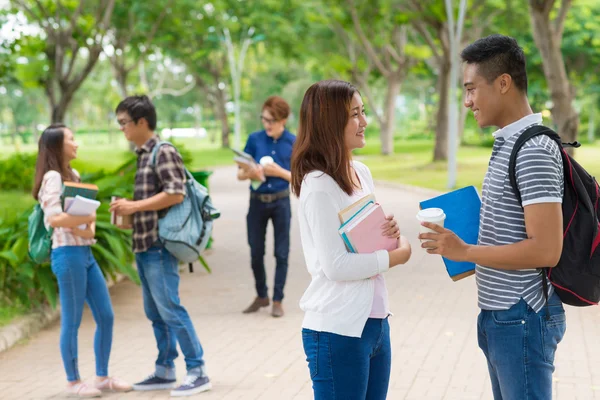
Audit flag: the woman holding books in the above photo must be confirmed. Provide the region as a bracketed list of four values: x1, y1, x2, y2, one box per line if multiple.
[33, 124, 131, 397]
[291, 80, 412, 400]
[237, 96, 296, 318]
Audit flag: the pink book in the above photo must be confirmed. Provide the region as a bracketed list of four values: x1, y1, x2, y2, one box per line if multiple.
[343, 203, 398, 253]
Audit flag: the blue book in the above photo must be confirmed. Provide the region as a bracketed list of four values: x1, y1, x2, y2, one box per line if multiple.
[419, 186, 481, 281]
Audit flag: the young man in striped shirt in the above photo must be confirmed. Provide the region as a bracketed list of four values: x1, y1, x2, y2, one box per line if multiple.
[420, 35, 566, 399]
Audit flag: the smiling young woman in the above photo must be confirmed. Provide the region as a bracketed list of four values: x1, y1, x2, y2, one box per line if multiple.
[291, 80, 411, 400]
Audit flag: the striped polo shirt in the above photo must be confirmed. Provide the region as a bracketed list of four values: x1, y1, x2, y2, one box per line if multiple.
[476, 113, 563, 313]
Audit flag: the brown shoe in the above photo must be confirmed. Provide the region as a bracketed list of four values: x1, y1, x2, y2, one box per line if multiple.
[271, 301, 284, 318]
[243, 297, 270, 313]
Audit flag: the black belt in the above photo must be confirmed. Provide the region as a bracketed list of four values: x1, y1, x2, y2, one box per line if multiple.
[250, 188, 290, 203]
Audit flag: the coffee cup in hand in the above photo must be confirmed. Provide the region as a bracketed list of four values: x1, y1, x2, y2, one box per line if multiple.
[111, 196, 133, 227]
[416, 208, 446, 242]
[259, 156, 274, 166]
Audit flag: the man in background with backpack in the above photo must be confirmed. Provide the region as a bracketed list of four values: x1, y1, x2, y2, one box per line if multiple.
[419, 35, 566, 399]
[109, 95, 211, 397]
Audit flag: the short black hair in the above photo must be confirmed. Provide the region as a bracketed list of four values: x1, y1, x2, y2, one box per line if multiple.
[460, 34, 528, 93]
[115, 95, 157, 130]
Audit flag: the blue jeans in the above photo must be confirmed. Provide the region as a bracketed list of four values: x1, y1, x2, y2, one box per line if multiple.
[246, 196, 291, 301]
[135, 244, 204, 374]
[478, 292, 566, 400]
[302, 318, 391, 400]
[51, 246, 114, 382]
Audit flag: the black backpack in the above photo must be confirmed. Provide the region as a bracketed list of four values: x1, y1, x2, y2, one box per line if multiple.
[508, 125, 600, 307]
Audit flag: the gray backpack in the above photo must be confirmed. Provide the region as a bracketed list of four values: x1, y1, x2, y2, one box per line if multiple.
[151, 141, 220, 266]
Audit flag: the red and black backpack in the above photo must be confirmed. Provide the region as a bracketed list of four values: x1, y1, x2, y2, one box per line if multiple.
[508, 125, 600, 307]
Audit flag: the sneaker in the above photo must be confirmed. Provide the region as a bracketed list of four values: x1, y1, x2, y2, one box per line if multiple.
[132, 373, 177, 391]
[65, 382, 102, 398]
[94, 376, 133, 392]
[170, 374, 212, 397]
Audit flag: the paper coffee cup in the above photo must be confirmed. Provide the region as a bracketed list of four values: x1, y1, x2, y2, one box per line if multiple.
[417, 208, 446, 241]
[259, 156, 274, 166]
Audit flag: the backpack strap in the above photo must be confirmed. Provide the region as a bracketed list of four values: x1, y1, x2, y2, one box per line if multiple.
[507, 125, 563, 319]
[507, 125, 564, 205]
[150, 140, 194, 180]
[150, 140, 171, 170]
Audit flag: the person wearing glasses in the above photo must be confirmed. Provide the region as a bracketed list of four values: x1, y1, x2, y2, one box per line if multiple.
[237, 96, 296, 318]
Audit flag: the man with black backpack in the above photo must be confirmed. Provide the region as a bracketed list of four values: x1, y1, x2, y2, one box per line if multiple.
[109, 95, 211, 397]
[419, 35, 568, 399]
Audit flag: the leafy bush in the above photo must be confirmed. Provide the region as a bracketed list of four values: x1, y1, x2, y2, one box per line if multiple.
[0, 208, 137, 310]
[0, 140, 200, 312]
[0, 157, 139, 311]
[0, 153, 37, 191]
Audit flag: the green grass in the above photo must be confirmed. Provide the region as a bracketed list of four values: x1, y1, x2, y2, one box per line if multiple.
[0, 304, 27, 327]
[357, 139, 600, 192]
[0, 191, 35, 221]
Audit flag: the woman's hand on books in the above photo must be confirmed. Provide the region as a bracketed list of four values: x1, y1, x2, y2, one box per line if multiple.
[381, 214, 400, 239]
[72, 222, 96, 239]
[419, 222, 469, 261]
[389, 235, 411, 268]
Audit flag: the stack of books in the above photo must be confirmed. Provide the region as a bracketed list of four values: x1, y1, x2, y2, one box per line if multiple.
[62, 181, 98, 202]
[338, 194, 397, 253]
[419, 185, 481, 281]
[62, 182, 100, 230]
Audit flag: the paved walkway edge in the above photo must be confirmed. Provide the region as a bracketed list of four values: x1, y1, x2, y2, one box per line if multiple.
[0, 274, 127, 354]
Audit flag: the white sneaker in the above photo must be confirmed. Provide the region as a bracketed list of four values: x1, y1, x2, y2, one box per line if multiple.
[94, 376, 133, 392]
[65, 383, 102, 398]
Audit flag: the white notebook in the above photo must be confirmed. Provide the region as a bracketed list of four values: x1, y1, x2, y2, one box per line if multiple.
[65, 195, 101, 229]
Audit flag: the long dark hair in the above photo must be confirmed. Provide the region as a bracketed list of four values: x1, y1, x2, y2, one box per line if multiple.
[32, 124, 77, 200]
[291, 80, 359, 196]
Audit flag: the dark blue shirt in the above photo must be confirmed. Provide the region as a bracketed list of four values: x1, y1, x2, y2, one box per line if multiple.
[244, 128, 296, 193]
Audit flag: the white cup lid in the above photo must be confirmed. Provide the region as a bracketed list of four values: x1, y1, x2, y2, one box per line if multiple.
[416, 207, 446, 222]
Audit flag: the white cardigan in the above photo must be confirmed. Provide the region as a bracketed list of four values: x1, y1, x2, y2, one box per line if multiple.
[298, 161, 390, 338]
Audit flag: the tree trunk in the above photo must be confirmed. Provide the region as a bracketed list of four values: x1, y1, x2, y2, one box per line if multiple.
[529, 2, 579, 153]
[433, 59, 451, 161]
[381, 73, 400, 155]
[215, 88, 230, 149]
[459, 88, 469, 144]
[116, 67, 129, 98]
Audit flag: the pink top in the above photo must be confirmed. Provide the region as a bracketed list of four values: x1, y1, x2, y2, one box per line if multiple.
[348, 168, 390, 319]
[39, 170, 96, 249]
[369, 274, 390, 318]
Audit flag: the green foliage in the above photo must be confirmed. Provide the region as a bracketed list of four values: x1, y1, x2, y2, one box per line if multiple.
[0, 153, 37, 191]
[0, 155, 141, 312]
[0, 207, 137, 311]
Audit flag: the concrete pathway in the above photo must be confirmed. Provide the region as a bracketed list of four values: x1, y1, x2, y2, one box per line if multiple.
[1, 166, 600, 399]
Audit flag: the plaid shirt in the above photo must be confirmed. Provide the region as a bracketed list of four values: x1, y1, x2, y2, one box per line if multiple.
[133, 135, 186, 253]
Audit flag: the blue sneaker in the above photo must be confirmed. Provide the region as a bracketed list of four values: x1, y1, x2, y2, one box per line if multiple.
[170, 373, 212, 397]
[132, 373, 177, 391]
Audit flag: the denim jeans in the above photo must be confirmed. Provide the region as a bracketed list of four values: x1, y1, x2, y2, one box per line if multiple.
[302, 318, 391, 400]
[478, 292, 566, 400]
[135, 243, 204, 374]
[246, 196, 291, 302]
[51, 246, 114, 382]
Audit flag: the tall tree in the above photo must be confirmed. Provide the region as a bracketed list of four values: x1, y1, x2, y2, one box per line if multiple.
[343, 0, 416, 155]
[107, 0, 173, 97]
[528, 0, 579, 146]
[11, 0, 116, 123]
